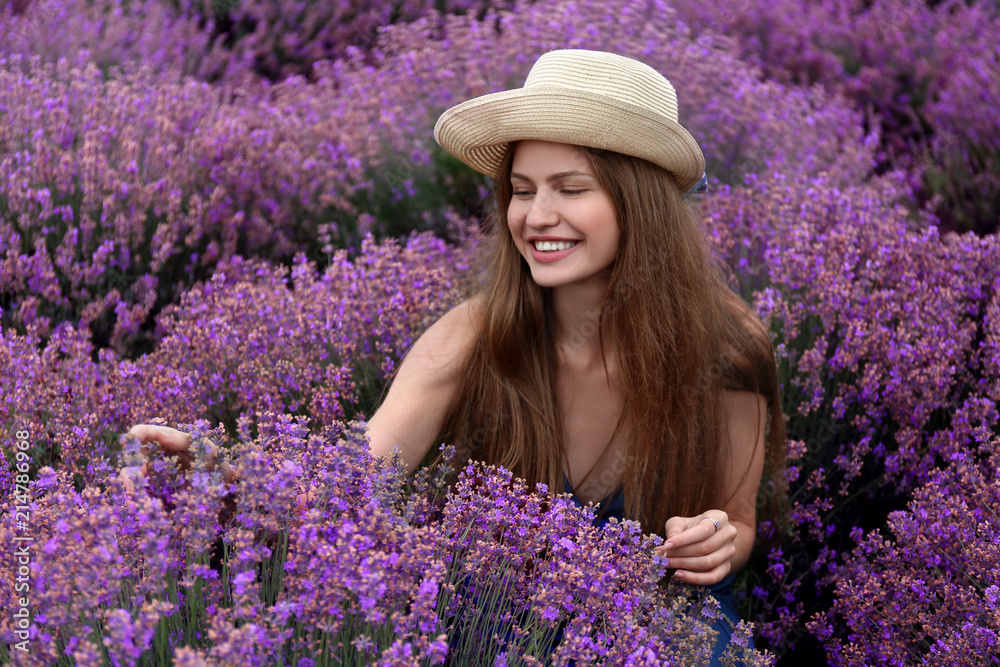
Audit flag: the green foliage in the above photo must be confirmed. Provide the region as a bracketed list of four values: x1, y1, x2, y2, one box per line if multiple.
[338, 146, 492, 247]
[921, 143, 1000, 236]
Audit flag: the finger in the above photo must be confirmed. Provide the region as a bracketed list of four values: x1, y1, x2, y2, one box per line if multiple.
[665, 524, 738, 560]
[205, 440, 218, 470]
[189, 437, 218, 472]
[126, 425, 192, 454]
[133, 425, 195, 471]
[218, 460, 238, 483]
[663, 535, 724, 560]
[664, 516, 691, 541]
[672, 559, 732, 587]
[666, 512, 730, 549]
[125, 424, 155, 442]
[663, 521, 718, 551]
[656, 516, 698, 555]
[199, 441, 235, 478]
[664, 538, 736, 569]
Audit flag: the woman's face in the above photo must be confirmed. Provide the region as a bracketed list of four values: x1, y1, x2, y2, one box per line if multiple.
[507, 140, 620, 289]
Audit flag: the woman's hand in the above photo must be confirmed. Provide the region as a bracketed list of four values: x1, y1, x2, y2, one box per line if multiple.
[656, 511, 738, 586]
[654, 391, 769, 586]
[118, 424, 237, 494]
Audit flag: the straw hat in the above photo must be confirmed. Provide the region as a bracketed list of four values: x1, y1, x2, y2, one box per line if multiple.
[434, 49, 705, 193]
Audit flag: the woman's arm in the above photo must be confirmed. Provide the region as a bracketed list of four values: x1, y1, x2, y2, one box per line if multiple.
[658, 390, 768, 585]
[121, 300, 479, 513]
[366, 299, 481, 472]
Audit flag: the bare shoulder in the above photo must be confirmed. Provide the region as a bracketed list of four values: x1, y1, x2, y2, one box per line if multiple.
[405, 297, 483, 374]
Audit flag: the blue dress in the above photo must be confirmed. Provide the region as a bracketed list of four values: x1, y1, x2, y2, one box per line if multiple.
[564, 479, 747, 666]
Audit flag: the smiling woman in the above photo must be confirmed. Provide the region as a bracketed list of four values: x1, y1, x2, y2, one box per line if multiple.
[368, 49, 787, 663]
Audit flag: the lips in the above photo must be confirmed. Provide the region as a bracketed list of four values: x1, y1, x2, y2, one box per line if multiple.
[528, 238, 581, 263]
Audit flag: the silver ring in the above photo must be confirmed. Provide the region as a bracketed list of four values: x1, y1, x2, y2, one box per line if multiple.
[702, 516, 721, 533]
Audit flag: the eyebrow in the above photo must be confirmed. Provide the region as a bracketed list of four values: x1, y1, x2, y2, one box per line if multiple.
[509, 170, 594, 183]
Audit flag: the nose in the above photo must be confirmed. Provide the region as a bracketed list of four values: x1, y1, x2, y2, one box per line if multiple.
[525, 190, 558, 228]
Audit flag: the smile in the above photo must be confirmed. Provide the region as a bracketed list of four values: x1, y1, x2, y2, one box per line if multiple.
[532, 240, 578, 252]
[528, 239, 581, 264]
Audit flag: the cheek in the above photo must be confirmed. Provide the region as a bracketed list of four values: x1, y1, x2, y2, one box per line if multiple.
[596, 206, 620, 251]
[507, 205, 525, 240]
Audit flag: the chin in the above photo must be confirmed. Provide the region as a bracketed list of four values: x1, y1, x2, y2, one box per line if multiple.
[527, 269, 590, 288]
[529, 275, 565, 288]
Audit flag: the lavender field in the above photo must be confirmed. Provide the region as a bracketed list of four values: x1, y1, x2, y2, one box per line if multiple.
[2, 0, 999, 664]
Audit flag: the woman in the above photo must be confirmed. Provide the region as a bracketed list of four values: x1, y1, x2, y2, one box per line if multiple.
[128, 50, 785, 662]
[373, 49, 785, 660]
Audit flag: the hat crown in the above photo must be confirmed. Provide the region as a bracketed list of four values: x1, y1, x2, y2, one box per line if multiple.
[433, 48, 704, 191]
[523, 50, 680, 123]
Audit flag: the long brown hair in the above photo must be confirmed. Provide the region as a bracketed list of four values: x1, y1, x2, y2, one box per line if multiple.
[440, 143, 786, 537]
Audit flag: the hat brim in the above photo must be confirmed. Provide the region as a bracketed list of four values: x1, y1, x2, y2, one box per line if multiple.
[434, 85, 705, 193]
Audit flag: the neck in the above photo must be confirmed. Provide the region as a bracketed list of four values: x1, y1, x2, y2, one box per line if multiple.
[550, 273, 613, 366]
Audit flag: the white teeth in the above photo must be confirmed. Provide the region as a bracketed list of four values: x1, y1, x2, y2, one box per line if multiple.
[533, 240, 577, 252]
